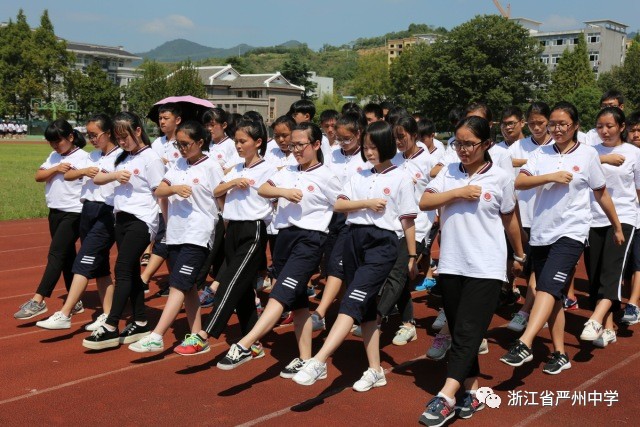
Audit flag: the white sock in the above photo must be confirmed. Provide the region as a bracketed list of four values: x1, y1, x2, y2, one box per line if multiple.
[135, 320, 147, 327]
[103, 324, 116, 332]
[437, 392, 455, 407]
[149, 332, 163, 342]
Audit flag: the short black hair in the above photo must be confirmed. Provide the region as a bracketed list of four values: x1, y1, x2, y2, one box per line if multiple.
[319, 109, 339, 124]
[293, 122, 324, 164]
[361, 121, 396, 163]
[158, 103, 182, 118]
[501, 106, 524, 121]
[417, 118, 436, 138]
[289, 99, 316, 119]
[600, 90, 624, 106]
[363, 103, 383, 119]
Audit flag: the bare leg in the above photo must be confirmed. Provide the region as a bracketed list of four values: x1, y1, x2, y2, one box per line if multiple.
[293, 308, 312, 360]
[361, 320, 381, 370]
[519, 291, 556, 347]
[152, 288, 185, 336]
[520, 273, 537, 313]
[314, 276, 343, 319]
[238, 299, 285, 349]
[141, 255, 166, 284]
[184, 287, 201, 332]
[314, 313, 354, 363]
[628, 272, 640, 306]
[547, 299, 565, 353]
[440, 378, 462, 400]
[96, 275, 114, 314]
[59, 274, 90, 317]
[590, 299, 613, 325]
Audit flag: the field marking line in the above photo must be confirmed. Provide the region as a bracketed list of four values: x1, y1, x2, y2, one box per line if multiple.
[0, 232, 48, 238]
[0, 245, 49, 254]
[0, 264, 46, 273]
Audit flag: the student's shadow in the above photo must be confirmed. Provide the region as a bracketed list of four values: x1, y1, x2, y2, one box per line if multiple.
[39, 328, 87, 343]
[492, 339, 548, 391]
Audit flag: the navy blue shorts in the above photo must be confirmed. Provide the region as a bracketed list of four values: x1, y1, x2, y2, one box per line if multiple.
[323, 213, 347, 279]
[167, 244, 209, 291]
[630, 228, 640, 272]
[72, 201, 115, 279]
[152, 214, 168, 258]
[531, 237, 585, 300]
[269, 227, 327, 310]
[339, 225, 399, 323]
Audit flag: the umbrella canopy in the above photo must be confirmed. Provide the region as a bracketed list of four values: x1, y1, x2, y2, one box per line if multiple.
[147, 95, 215, 125]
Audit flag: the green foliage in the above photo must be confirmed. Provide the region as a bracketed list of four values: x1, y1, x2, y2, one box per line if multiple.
[166, 59, 206, 98]
[548, 34, 597, 102]
[598, 35, 640, 112]
[352, 51, 392, 102]
[281, 54, 316, 99]
[390, 15, 548, 129]
[67, 63, 121, 120]
[351, 23, 448, 50]
[566, 86, 602, 130]
[314, 94, 345, 123]
[125, 60, 169, 119]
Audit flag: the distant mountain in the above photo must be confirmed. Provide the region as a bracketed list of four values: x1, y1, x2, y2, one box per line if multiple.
[136, 38, 303, 63]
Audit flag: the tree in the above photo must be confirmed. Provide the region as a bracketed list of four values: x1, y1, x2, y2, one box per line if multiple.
[281, 54, 316, 99]
[567, 86, 601, 129]
[352, 51, 392, 102]
[124, 60, 169, 119]
[548, 34, 597, 103]
[389, 15, 548, 128]
[599, 34, 640, 111]
[166, 59, 206, 98]
[67, 63, 120, 120]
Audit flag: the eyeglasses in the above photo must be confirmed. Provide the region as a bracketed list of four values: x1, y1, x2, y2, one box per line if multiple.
[451, 140, 483, 151]
[336, 136, 355, 144]
[286, 142, 311, 152]
[173, 141, 195, 151]
[501, 121, 521, 128]
[547, 122, 574, 131]
[527, 121, 547, 128]
[87, 131, 105, 141]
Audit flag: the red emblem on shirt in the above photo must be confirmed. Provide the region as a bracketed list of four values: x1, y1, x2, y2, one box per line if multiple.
[383, 187, 391, 195]
[483, 192, 492, 201]
[307, 185, 315, 192]
[133, 169, 140, 176]
[248, 179, 255, 186]
[572, 165, 580, 172]
[193, 178, 200, 184]
[415, 172, 422, 179]
[357, 167, 363, 172]
[173, 152, 179, 158]
[217, 154, 223, 159]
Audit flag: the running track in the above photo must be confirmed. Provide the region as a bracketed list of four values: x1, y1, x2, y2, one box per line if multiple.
[0, 218, 638, 426]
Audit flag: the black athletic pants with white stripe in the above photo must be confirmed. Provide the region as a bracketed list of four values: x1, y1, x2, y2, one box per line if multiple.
[106, 212, 151, 328]
[194, 216, 225, 290]
[585, 223, 635, 313]
[35, 209, 80, 297]
[440, 274, 502, 383]
[203, 220, 267, 339]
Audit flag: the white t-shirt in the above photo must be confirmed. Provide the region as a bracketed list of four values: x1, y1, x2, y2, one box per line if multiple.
[521, 142, 606, 246]
[327, 147, 371, 186]
[151, 135, 181, 167]
[339, 165, 418, 237]
[110, 146, 166, 238]
[438, 142, 512, 172]
[78, 146, 122, 205]
[162, 156, 224, 248]
[590, 143, 640, 227]
[209, 136, 240, 169]
[265, 140, 298, 169]
[268, 163, 341, 233]
[425, 162, 516, 281]
[39, 147, 89, 213]
[222, 159, 276, 222]
[584, 128, 602, 146]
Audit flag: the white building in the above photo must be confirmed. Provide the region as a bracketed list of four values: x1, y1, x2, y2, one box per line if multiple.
[66, 42, 141, 87]
[308, 71, 334, 99]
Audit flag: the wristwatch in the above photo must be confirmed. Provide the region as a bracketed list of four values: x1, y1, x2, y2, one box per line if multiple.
[513, 254, 527, 263]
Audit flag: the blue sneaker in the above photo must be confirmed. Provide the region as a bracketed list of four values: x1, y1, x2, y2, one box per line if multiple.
[622, 304, 639, 325]
[416, 277, 437, 291]
[199, 287, 215, 308]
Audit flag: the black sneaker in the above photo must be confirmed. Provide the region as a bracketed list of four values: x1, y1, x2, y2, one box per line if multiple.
[419, 396, 455, 427]
[154, 287, 170, 297]
[119, 322, 150, 344]
[280, 357, 307, 379]
[500, 286, 521, 306]
[82, 326, 120, 350]
[542, 351, 571, 375]
[456, 392, 485, 419]
[429, 283, 442, 298]
[500, 340, 533, 367]
[216, 343, 253, 370]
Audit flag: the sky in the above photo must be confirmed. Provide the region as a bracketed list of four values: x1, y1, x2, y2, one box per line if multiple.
[2, 1, 639, 54]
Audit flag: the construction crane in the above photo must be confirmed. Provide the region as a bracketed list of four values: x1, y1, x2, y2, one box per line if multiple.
[493, 0, 511, 18]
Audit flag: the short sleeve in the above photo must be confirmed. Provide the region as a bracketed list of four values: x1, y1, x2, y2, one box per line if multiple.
[323, 174, 342, 206]
[499, 174, 517, 214]
[146, 156, 166, 190]
[269, 167, 288, 188]
[520, 149, 538, 176]
[339, 175, 355, 200]
[633, 150, 640, 190]
[425, 166, 446, 194]
[397, 174, 418, 219]
[587, 150, 606, 190]
[40, 151, 56, 170]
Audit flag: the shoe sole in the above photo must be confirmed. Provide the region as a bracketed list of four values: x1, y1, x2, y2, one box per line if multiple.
[593, 338, 616, 348]
[216, 356, 252, 371]
[15, 307, 48, 320]
[419, 410, 455, 427]
[543, 362, 572, 375]
[293, 371, 327, 385]
[72, 308, 85, 315]
[82, 337, 120, 350]
[353, 379, 387, 392]
[500, 353, 533, 367]
[580, 333, 602, 341]
[432, 323, 446, 331]
[622, 319, 639, 325]
[36, 321, 71, 330]
[426, 346, 451, 361]
[200, 302, 215, 308]
[478, 348, 489, 355]
[280, 371, 300, 379]
[119, 331, 150, 345]
[392, 334, 417, 346]
[457, 404, 485, 419]
[129, 344, 164, 353]
[174, 346, 211, 356]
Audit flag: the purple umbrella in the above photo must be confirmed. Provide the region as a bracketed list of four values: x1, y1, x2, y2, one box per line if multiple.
[147, 95, 216, 124]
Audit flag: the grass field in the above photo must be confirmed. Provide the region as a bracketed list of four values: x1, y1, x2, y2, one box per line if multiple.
[0, 138, 66, 220]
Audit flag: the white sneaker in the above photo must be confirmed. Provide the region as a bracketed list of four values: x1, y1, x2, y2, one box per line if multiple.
[292, 358, 327, 385]
[85, 313, 108, 331]
[593, 328, 616, 348]
[478, 338, 489, 355]
[36, 311, 71, 330]
[311, 312, 325, 331]
[129, 334, 164, 353]
[392, 324, 417, 346]
[353, 367, 387, 392]
[432, 309, 447, 331]
[352, 325, 362, 337]
[580, 319, 603, 341]
[507, 311, 528, 332]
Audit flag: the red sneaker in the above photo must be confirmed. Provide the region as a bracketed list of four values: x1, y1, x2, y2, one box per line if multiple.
[278, 311, 294, 325]
[174, 334, 210, 356]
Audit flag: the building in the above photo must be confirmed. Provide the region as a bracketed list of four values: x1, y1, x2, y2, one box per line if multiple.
[66, 41, 141, 87]
[387, 34, 439, 64]
[514, 18, 628, 77]
[308, 72, 334, 100]
[190, 65, 304, 124]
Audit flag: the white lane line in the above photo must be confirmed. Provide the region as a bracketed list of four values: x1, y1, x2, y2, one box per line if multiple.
[0, 245, 49, 254]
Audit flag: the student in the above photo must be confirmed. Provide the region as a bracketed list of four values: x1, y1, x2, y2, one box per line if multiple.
[129, 121, 224, 352]
[417, 115, 524, 426]
[82, 112, 165, 350]
[319, 109, 339, 146]
[364, 103, 384, 124]
[36, 114, 121, 330]
[584, 90, 625, 146]
[380, 100, 394, 119]
[293, 121, 417, 391]
[151, 103, 182, 165]
[289, 99, 332, 164]
[174, 118, 274, 356]
[623, 111, 640, 325]
[14, 120, 88, 320]
[506, 102, 553, 332]
[311, 112, 370, 332]
[580, 107, 639, 347]
[498, 106, 526, 148]
[205, 107, 240, 169]
[265, 115, 297, 168]
[215, 122, 341, 373]
[500, 102, 623, 374]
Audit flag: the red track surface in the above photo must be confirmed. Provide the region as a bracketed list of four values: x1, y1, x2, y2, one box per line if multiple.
[1, 218, 638, 426]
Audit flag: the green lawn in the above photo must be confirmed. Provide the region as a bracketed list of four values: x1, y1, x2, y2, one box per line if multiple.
[0, 139, 78, 220]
